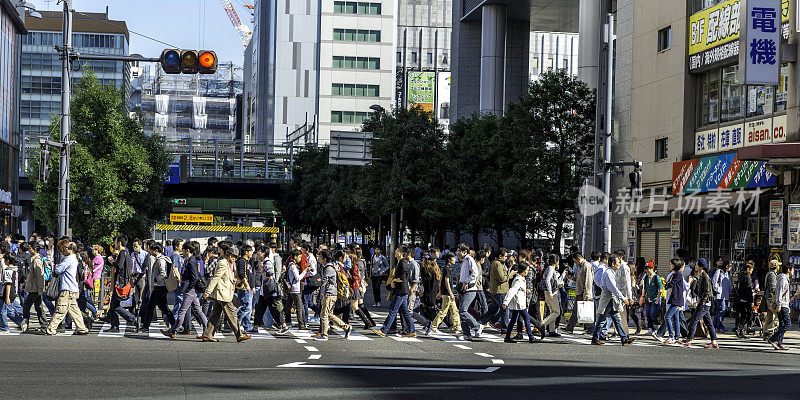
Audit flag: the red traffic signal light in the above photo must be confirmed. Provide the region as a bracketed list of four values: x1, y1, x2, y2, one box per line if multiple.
[160, 49, 181, 74]
[180, 50, 199, 74]
[198, 50, 218, 74]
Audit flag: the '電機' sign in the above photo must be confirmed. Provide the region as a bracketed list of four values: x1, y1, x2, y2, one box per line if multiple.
[740, 0, 781, 85]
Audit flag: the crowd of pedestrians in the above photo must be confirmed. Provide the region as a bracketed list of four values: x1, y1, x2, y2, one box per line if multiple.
[1, 233, 797, 351]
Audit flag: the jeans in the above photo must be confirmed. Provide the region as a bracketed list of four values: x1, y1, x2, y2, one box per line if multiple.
[592, 292, 629, 343]
[645, 301, 660, 330]
[142, 286, 176, 329]
[236, 289, 254, 330]
[302, 285, 318, 323]
[459, 291, 480, 337]
[687, 304, 717, 341]
[172, 288, 208, 333]
[22, 292, 48, 328]
[108, 293, 136, 329]
[769, 307, 791, 346]
[713, 299, 726, 330]
[371, 276, 383, 304]
[664, 304, 681, 340]
[505, 309, 534, 339]
[380, 294, 415, 334]
[481, 293, 509, 328]
[0, 299, 24, 331]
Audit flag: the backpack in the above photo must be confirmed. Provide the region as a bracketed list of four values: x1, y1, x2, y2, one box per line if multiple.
[658, 276, 668, 300]
[42, 255, 53, 282]
[165, 257, 181, 291]
[278, 264, 293, 294]
[335, 265, 351, 300]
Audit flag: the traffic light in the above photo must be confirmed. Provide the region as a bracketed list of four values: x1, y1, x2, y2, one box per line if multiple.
[180, 50, 199, 74]
[629, 162, 642, 199]
[160, 49, 181, 74]
[38, 145, 51, 183]
[198, 50, 218, 74]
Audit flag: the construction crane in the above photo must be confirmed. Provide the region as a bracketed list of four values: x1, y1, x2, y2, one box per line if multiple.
[219, 0, 252, 47]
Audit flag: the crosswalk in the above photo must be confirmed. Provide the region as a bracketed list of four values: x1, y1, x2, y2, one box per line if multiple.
[5, 313, 800, 355]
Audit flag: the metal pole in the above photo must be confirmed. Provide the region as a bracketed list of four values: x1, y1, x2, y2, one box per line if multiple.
[58, 0, 73, 239]
[390, 212, 397, 268]
[402, 28, 408, 108]
[602, 13, 614, 253]
[433, 30, 438, 117]
[239, 139, 244, 178]
[188, 135, 193, 177]
[214, 137, 219, 177]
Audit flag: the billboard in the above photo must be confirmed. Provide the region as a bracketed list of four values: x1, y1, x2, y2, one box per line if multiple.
[407, 71, 435, 112]
[671, 152, 776, 194]
[688, 0, 741, 71]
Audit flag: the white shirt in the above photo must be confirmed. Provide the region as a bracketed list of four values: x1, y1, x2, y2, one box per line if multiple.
[615, 262, 633, 299]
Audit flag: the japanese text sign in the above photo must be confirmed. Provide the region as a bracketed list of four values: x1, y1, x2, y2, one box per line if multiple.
[740, 0, 781, 85]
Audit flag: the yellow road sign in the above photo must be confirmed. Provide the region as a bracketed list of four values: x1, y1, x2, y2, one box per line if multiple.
[156, 224, 279, 233]
[169, 214, 214, 223]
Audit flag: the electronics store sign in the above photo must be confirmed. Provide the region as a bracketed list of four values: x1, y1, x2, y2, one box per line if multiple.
[694, 114, 786, 156]
[688, 0, 788, 72]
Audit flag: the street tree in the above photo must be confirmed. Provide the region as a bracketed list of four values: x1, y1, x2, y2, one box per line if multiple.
[30, 72, 170, 244]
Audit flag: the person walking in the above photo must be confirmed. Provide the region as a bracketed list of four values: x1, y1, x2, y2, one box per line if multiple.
[541, 254, 562, 337]
[481, 248, 510, 332]
[565, 252, 594, 333]
[42, 241, 89, 336]
[130, 239, 148, 320]
[428, 252, 460, 335]
[642, 261, 663, 338]
[591, 255, 635, 346]
[419, 253, 442, 334]
[140, 242, 176, 331]
[372, 246, 415, 339]
[455, 244, 481, 341]
[683, 260, 718, 348]
[735, 262, 755, 339]
[20, 241, 46, 332]
[711, 259, 731, 332]
[284, 249, 306, 330]
[162, 241, 208, 338]
[371, 248, 389, 307]
[614, 250, 634, 335]
[347, 251, 374, 329]
[235, 244, 255, 332]
[768, 264, 794, 350]
[762, 259, 780, 340]
[663, 259, 689, 344]
[198, 242, 251, 343]
[104, 235, 138, 333]
[315, 250, 351, 341]
[502, 262, 545, 343]
[1, 254, 24, 334]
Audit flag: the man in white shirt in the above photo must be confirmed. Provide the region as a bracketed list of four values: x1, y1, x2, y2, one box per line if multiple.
[457, 244, 481, 341]
[614, 250, 633, 335]
[592, 254, 635, 346]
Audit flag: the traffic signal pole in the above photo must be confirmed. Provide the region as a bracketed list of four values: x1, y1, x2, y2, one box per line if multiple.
[601, 13, 614, 254]
[57, 0, 72, 239]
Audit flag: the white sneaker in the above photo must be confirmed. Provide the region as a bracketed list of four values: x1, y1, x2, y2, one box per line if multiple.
[476, 324, 485, 337]
[314, 336, 329, 341]
[651, 332, 660, 341]
[664, 338, 676, 344]
[430, 328, 442, 335]
[20, 320, 29, 332]
[375, 302, 381, 307]
[0, 330, 10, 335]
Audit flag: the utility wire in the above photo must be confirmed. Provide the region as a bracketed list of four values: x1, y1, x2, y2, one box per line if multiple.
[72, 10, 180, 49]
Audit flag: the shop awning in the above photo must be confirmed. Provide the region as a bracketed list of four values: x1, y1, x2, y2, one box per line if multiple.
[737, 142, 800, 165]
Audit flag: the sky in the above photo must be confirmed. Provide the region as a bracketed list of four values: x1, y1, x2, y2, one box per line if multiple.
[31, 0, 252, 67]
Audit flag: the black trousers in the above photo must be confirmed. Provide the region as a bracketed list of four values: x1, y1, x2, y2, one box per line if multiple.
[22, 292, 48, 327]
[736, 301, 753, 332]
[371, 276, 383, 304]
[255, 294, 285, 327]
[141, 287, 175, 329]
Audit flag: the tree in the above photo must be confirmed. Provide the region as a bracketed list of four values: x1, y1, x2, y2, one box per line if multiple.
[29, 72, 170, 244]
[504, 69, 596, 253]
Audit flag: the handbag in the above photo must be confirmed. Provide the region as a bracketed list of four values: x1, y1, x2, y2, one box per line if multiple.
[45, 276, 61, 300]
[115, 283, 132, 299]
[577, 300, 595, 324]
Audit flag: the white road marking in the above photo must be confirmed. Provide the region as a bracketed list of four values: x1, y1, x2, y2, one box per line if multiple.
[98, 322, 126, 337]
[331, 327, 373, 340]
[276, 361, 500, 373]
[295, 339, 308, 343]
[475, 352, 494, 358]
[492, 359, 505, 364]
[304, 346, 319, 352]
[148, 323, 171, 339]
[308, 354, 322, 360]
[252, 327, 276, 340]
[453, 344, 472, 350]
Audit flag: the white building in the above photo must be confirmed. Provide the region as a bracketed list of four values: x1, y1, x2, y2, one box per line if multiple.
[245, 0, 396, 147]
[530, 31, 579, 80]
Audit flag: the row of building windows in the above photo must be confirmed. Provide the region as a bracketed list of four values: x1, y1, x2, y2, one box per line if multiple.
[20, 100, 60, 120]
[333, 1, 381, 15]
[331, 83, 379, 97]
[331, 110, 371, 124]
[332, 56, 380, 70]
[333, 28, 381, 43]
[698, 63, 788, 128]
[23, 53, 123, 73]
[397, 51, 436, 65]
[21, 75, 123, 95]
[22, 32, 124, 49]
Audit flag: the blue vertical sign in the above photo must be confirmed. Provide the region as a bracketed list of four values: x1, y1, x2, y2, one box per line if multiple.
[165, 163, 180, 184]
[741, 0, 780, 85]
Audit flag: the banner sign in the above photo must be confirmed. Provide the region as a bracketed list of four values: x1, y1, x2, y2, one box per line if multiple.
[671, 210, 681, 239]
[165, 163, 180, 185]
[770, 199, 784, 246]
[407, 71, 435, 112]
[689, 0, 742, 71]
[695, 115, 784, 156]
[788, 204, 800, 250]
[672, 152, 776, 194]
[170, 213, 213, 223]
[719, 124, 744, 151]
[696, 128, 720, 155]
[740, 0, 781, 85]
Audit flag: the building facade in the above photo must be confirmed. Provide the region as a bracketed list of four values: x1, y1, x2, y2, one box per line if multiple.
[530, 31, 579, 80]
[245, 0, 396, 147]
[0, 0, 26, 235]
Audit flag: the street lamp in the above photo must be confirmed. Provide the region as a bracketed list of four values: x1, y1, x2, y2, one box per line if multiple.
[16, 1, 42, 19]
[369, 104, 385, 113]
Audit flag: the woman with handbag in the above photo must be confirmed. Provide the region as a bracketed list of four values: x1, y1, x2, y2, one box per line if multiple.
[347, 250, 375, 329]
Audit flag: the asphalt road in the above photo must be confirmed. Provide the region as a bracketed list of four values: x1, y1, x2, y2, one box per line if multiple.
[2, 314, 800, 400]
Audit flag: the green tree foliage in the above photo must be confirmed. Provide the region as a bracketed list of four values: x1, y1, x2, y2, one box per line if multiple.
[29, 72, 170, 243]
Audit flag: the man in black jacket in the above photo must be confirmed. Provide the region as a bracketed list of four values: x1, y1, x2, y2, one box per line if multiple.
[683, 262, 718, 348]
[162, 241, 208, 338]
[735, 261, 755, 338]
[104, 235, 138, 333]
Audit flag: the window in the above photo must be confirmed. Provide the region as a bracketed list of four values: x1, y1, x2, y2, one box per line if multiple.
[776, 63, 789, 112]
[332, 83, 380, 97]
[333, 56, 380, 69]
[333, 1, 381, 15]
[657, 26, 671, 52]
[427, 52, 433, 64]
[411, 52, 417, 63]
[397, 52, 402, 63]
[655, 138, 668, 161]
[747, 86, 773, 118]
[332, 111, 370, 124]
[720, 65, 743, 122]
[699, 69, 720, 126]
[333, 29, 380, 42]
